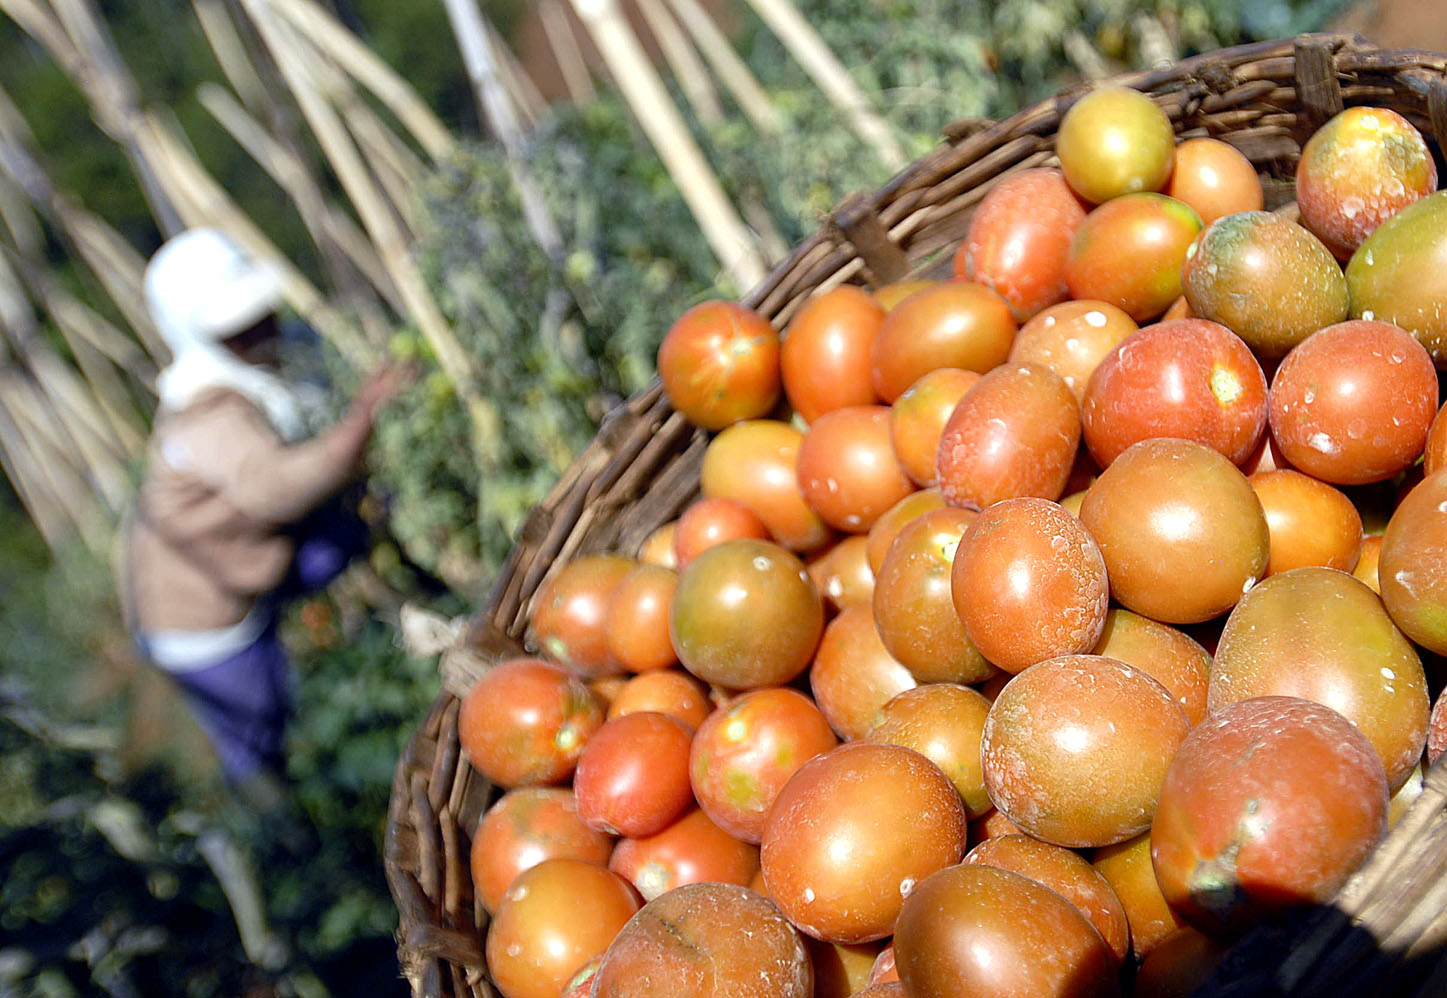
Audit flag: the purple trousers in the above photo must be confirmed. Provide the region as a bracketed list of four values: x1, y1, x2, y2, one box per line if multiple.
[146, 502, 366, 783]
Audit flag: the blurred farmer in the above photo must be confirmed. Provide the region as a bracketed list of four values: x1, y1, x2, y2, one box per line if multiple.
[120, 228, 405, 808]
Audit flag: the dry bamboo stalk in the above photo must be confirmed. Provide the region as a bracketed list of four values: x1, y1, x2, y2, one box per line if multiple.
[486, 18, 547, 128]
[637, 0, 723, 126]
[337, 101, 426, 237]
[665, 0, 779, 133]
[44, 0, 185, 234]
[137, 110, 373, 368]
[0, 401, 72, 548]
[539, 0, 596, 104]
[739, 0, 905, 169]
[23, 353, 134, 511]
[238, 0, 489, 438]
[569, 0, 766, 293]
[0, 169, 42, 258]
[54, 209, 167, 365]
[193, 0, 269, 110]
[197, 83, 404, 312]
[265, 0, 455, 162]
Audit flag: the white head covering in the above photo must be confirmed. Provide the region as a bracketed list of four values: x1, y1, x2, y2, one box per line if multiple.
[146, 228, 308, 441]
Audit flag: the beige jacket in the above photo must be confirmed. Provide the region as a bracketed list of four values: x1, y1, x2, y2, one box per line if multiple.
[124, 387, 367, 635]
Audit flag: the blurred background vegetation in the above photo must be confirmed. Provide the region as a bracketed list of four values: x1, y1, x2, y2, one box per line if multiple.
[0, 0, 1374, 994]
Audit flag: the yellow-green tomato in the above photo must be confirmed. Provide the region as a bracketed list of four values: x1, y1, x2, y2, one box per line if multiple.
[1347, 190, 1447, 364]
[1057, 86, 1176, 204]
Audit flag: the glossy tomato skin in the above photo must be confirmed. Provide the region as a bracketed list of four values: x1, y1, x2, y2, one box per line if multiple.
[688, 687, 838, 844]
[1009, 299, 1137, 403]
[1248, 469, 1362, 576]
[671, 538, 823, 690]
[1134, 928, 1229, 998]
[1151, 696, 1387, 936]
[869, 282, 1017, 402]
[866, 683, 993, 818]
[1183, 211, 1349, 358]
[1057, 85, 1175, 204]
[1091, 609, 1212, 725]
[604, 564, 679, 673]
[605, 669, 711, 729]
[954, 167, 1088, 320]
[796, 405, 916, 532]
[1346, 190, 1447, 363]
[936, 362, 1082, 510]
[1267, 320, 1437, 486]
[761, 742, 968, 944]
[894, 864, 1120, 998]
[890, 369, 980, 486]
[531, 555, 636, 677]
[1296, 106, 1437, 259]
[781, 285, 885, 422]
[865, 487, 947, 574]
[872, 507, 994, 684]
[471, 787, 615, 915]
[592, 883, 812, 998]
[673, 497, 770, 570]
[1066, 193, 1202, 322]
[485, 859, 641, 998]
[1426, 401, 1447, 476]
[1094, 832, 1187, 959]
[806, 534, 875, 610]
[1165, 137, 1264, 226]
[1380, 470, 1447, 655]
[808, 938, 887, 998]
[809, 603, 917, 740]
[1081, 319, 1268, 468]
[459, 657, 604, 788]
[573, 711, 695, 838]
[963, 834, 1131, 964]
[981, 654, 1190, 848]
[951, 497, 1109, 674]
[1079, 438, 1269, 625]
[701, 420, 832, 552]
[609, 807, 759, 901]
[658, 300, 780, 430]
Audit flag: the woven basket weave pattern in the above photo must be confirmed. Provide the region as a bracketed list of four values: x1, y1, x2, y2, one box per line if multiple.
[385, 34, 1447, 998]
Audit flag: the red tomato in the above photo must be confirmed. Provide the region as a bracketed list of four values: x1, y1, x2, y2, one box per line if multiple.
[954, 168, 1088, 319]
[1267, 319, 1437, 486]
[808, 603, 917, 740]
[689, 687, 839, 843]
[890, 369, 980, 486]
[866, 683, 992, 818]
[701, 420, 833, 552]
[471, 787, 614, 915]
[609, 807, 759, 900]
[869, 282, 1017, 402]
[531, 554, 636, 677]
[1066, 193, 1202, 322]
[806, 534, 875, 611]
[781, 285, 885, 421]
[1008, 299, 1137, 403]
[1151, 696, 1387, 935]
[936, 362, 1081, 510]
[797, 405, 916, 532]
[1165, 137, 1264, 226]
[605, 669, 711, 729]
[573, 711, 696, 838]
[1248, 469, 1362, 575]
[604, 564, 679, 673]
[673, 496, 771, 569]
[1381, 469, 1447, 655]
[459, 657, 604, 788]
[658, 300, 780, 429]
[1081, 318, 1268, 467]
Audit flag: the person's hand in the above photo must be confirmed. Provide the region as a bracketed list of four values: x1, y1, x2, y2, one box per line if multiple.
[354, 362, 417, 421]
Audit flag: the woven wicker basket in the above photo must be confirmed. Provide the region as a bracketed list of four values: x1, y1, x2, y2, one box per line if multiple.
[385, 33, 1447, 998]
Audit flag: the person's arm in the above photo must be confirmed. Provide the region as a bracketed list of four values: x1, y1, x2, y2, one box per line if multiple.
[177, 366, 408, 525]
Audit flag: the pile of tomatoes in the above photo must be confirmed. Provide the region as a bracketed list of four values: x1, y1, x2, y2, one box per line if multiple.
[456, 87, 1447, 998]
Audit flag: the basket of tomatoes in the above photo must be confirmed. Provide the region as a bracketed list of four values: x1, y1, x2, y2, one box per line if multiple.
[385, 33, 1447, 998]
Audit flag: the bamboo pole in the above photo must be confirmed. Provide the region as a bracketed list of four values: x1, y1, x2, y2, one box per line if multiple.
[238, 0, 494, 444]
[197, 83, 404, 313]
[636, 0, 723, 126]
[0, 399, 73, 549]
[21, 350, 134, 511]
[487, 18, 547, 128]
[568, 0, 766, 293]
[738, 0, 905, 169]
[265, 0, 455, 162]
[539, 0, 595, 104]
[193, 0, 270, 111]
[664, 0, 779, 133]
[137, 110, 374, 368]
[336, 98, 426, 237]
